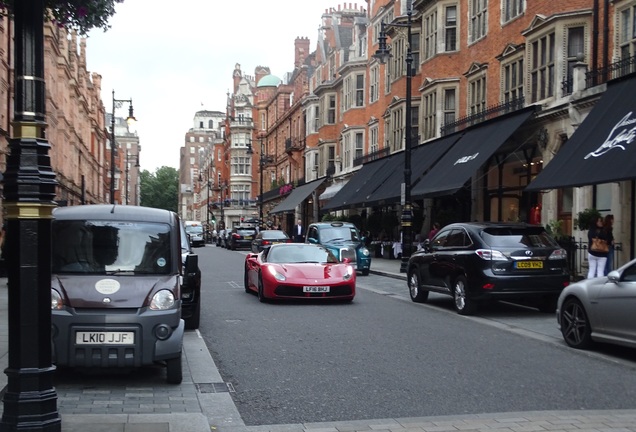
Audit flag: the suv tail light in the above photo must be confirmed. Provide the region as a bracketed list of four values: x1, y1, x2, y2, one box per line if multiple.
[548, 248, 567, 260]
[475, 249, 507, 261]
[232, 233, 241, 239]
[262, 240, 270, 245]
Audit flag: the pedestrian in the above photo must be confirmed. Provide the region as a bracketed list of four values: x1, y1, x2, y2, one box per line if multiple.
[427, 222, 440, 241]
[293, 219, 304, 243]
[604, 214, 615, 274]
[587, 216, 612, 278]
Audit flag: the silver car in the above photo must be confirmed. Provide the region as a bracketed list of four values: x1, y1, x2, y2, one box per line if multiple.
[557, 258, 636, 349]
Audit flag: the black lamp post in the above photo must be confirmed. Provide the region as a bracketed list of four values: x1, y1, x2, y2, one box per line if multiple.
[110, 90, 136, 204]
[206, 165, 211, 238]
[374, 6, 414, 273]
[1, 0, 61, 430]
[247, 135, 272, 228]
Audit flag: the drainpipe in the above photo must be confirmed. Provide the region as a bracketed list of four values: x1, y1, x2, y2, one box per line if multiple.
[592, 0, 599, 84]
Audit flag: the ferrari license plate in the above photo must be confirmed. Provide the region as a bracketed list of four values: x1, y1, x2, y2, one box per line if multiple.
[303, 286, 330, 293]
[515, 261, 543, 269]
[75, 331, 135, 345]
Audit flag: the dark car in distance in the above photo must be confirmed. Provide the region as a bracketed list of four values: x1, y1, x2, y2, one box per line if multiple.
[251, 229, 292, 253]
[227, 226, 257, 250]
[406, 222, 570, 315]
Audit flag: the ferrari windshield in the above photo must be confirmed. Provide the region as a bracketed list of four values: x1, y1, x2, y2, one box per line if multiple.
[267, 244, 339, 264]
[52, 220, 172, 274]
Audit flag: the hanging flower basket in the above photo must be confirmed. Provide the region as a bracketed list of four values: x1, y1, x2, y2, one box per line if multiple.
[0, 0, 123, 34]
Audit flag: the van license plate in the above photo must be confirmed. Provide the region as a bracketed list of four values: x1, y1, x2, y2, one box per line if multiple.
[515, 261, 543, 269]
[76, 331, 135, 345]
[303, 286, 330, 293]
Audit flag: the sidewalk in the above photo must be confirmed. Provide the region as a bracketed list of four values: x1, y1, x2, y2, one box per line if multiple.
[2, 270, 636, 432]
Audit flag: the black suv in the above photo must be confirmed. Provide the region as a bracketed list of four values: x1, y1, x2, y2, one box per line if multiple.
[406, 222, 569, 315]
[227, 226, 257, 250]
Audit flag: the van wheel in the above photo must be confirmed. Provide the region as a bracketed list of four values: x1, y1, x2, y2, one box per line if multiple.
[166, 355, 182, 384]
[453, 275, 476, 315]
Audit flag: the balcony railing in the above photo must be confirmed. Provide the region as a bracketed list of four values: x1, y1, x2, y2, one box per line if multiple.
[285, 137, 304, 153]
[586, 55, 636, 88]
[353, 147, 390, 167]
[229, 118, 254, 128]
[441, 97, 525, 136]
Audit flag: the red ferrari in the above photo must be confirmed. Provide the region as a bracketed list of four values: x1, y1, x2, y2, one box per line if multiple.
[244, 243, 356, 302]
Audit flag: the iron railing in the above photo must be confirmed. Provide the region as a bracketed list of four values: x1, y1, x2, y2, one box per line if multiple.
[586, 55, 636, 88]
[441, 97, 525, 135]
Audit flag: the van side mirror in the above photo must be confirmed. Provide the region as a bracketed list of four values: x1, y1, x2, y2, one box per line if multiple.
[184, 254, 198, 277]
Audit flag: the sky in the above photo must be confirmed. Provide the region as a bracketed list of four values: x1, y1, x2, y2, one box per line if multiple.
[85, 0, 348, 172]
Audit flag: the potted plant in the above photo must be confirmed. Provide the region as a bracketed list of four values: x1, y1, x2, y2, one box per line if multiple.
[574, 208, 601, 231]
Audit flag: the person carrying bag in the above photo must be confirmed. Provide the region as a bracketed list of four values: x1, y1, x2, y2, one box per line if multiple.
[587, 216, 612, 278]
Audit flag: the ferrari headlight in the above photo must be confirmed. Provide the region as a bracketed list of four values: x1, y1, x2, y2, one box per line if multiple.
[51, 288, 64, 310]
[150, 289, 175, 310]
[343, 265, 354, 281]
[267, 266, 286, 281]
[360, 247, 370, 257]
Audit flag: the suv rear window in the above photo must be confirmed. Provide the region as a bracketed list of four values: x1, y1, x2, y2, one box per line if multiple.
[235, 229, 256, 236]
[481, 227, 559, 248]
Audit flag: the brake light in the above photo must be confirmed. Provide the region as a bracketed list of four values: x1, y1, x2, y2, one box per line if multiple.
[482, 283, 495, 290]
[548, 248, 567, 260]
[475, 249, 507, 261]
[286, 239, 292, 243]
[263, 240, 270, 245]
[232, 233, 241, 239]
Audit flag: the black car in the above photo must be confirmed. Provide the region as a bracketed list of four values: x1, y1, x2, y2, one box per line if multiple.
[227, 226, 257, 250]
[406, 222, 570, 315]
[251, 229, 291, 252]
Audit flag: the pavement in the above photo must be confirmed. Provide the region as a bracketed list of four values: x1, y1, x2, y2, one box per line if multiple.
[1, 257, 636, 431]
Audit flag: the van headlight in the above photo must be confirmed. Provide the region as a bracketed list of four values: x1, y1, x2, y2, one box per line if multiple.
[150, 289, 175, 310]
[51, 288, 64, 310]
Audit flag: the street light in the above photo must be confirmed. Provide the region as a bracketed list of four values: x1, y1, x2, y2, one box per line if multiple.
[374, 5, 414, 273]
[247, 135, 273, 228]
[110, 90, 136, 204]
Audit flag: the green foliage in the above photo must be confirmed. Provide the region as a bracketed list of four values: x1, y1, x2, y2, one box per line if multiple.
[574, 208, 601, 231]
[546, 220, 568, 240]
[0, 0, 124, 35]
[139, 166, 178, 213]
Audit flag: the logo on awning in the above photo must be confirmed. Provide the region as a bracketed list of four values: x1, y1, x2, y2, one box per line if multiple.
[454, 152, 479, 165]
[585, 112, 636, 159]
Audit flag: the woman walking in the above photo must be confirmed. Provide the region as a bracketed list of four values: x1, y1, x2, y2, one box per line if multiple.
[587, 216, 612, 278]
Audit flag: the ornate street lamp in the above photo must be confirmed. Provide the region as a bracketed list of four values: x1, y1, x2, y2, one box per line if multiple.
[374, 4, 415, 273]
[110, 91, 136, 204]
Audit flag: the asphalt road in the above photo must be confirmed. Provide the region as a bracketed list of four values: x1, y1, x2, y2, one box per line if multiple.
[197, 245, 636, 426]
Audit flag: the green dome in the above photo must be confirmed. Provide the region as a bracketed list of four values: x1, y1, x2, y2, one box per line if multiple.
[257, 74, 282, 88]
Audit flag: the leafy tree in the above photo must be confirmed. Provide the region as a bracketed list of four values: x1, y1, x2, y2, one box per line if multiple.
[139, 166, 178, 213]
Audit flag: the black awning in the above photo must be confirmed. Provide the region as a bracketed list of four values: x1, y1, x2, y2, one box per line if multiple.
[527, 75, 636, 191]
[412, 108, 535, 198]
[364, 133, 463, 207]
[321, 157, 394, 211]
[270, 178, 325, 214]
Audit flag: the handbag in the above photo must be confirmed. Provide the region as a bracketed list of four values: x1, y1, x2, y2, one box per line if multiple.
[590, 237, 609, 253]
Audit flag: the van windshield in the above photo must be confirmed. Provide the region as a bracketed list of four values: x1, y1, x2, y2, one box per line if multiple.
[52, 220, 172, 275]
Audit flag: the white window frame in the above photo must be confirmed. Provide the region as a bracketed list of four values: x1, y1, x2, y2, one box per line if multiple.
[444, 5, 458, 52]
[618, 3, 636, 59]
[468, 73, 487, 116]
[423, 91, 437, 141]
[370, 65, 380, 103]
[469, 0, 488, 44]
[370, 125, 379, 155]
[502, 0, 524, 24]
[501, 56, 524, 103]
[529, 31, 555, 102]
[424, 9, 438, 60]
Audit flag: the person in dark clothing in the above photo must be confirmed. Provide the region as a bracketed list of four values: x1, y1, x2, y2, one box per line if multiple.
[604, 214, 615, 274]
[587, 216, 612, 278]
[293, 219, 304, 243]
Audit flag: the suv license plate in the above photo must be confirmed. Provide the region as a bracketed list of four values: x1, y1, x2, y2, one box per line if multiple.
[515, 261, 543, 269]
[76, 331, 135, 345]
[303, 286, 330, 293]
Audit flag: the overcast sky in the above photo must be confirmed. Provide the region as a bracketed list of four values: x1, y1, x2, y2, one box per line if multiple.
[85, 0, 349, 172]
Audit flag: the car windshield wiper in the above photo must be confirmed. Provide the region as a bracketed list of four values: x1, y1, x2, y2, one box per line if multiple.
[104, 269, 137, 275]
[328, 237, 346, 242]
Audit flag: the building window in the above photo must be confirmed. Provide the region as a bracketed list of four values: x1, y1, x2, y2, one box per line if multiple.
[502, 0, 524, 23]
[313, 105, 320, 132]
[503, 57, 524, 102]
[231, 156, 251, 175]
[424, 10, 438, 60]
[217, 149, 222, 161]
[199, 121, 204, 128]
[260, 112, 266, 131]
[469, 0, 487, 43]
[217, 173, 221, 188]
[392, 37, 406, 77]
[384, 55, 392, 93]
[199, 137, 204, 143]
[343, 134, 351, 170]
[355, 73, 365, 107]
[530, 32, 555, 102]
[443, 88, 457, 128]
[328, 95, 336, 123]
[411, 32, 421, 71]
[189, 137, 195, 143]
[355, 132, 364, 160]
[328, 145, 336, 173]
[566, 26, 585, 94]
[370, 125, 379, 155]
[423, 91, 436, 140]
[391, 108, 404, 152]
[445, 5, 458, 51]
[370, 65, 379, 103]
[620, 5, 636, 58]
[469, 75, 487, 116]
[344, 76, 352, 110]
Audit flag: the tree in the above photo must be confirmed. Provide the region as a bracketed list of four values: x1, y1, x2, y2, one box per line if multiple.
[139, 166, 178, 213]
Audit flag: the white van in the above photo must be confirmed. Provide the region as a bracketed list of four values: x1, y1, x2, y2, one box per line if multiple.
[184, 221, 205, 247]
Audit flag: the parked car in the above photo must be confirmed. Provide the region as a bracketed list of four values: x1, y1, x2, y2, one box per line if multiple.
[251, 229, 292, 252]
[180, 222, 202, 330]
[227, 226, 257, 250]
[244, 243, 356, 302]
[184, 220, 205, 247]
[306, 222, 371, 275]
[557, 257, 636, 350]
[51, 205, 199, 384]
[406, 222, 570, 315]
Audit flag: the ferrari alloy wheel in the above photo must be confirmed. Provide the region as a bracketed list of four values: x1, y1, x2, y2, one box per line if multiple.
[407, 266, 429, 303]
[257, 274, 267, 303]
[560, 297, 593, 349]
[453, 275, 476, 315]
[243, 266, 250, 293]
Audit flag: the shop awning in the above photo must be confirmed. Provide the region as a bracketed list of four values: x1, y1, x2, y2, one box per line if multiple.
[412, 108, 536, 198]
[269, 178, 325, 214]
[364, 132, 463, 207]
[321, 156, 395, 211]
[526, 75, 636, 191]
[319, 180, 349, 201]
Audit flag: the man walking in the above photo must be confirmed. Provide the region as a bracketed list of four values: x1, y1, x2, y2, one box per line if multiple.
[293, 219, 304, 242]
